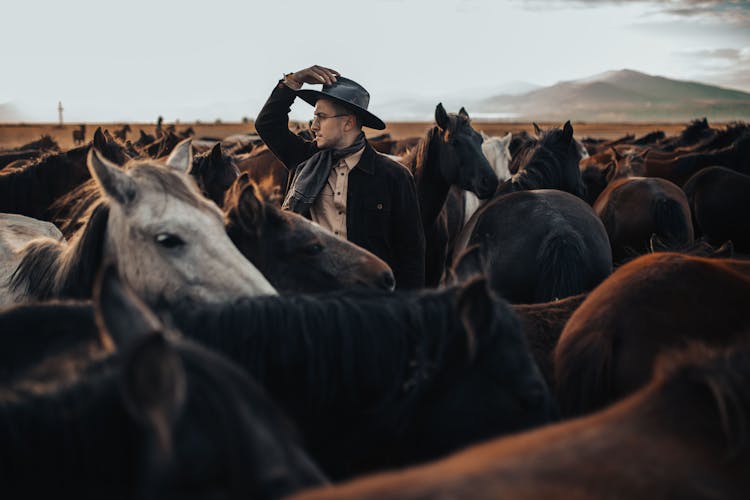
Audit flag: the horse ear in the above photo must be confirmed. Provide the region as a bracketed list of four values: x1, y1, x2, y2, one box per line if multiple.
[481, 131, 489, 140]
[502, 132, 512, 145]
[238, 182, 266, 231]
[456, 277, 496, 362]
[533, 123, 542, 136]
[603, 162, 616, 183]
[562, 121, 574, 143]
[458, 106, 470, 121]
[610, 146, 623, 163]
[435, 103, 450, 130]
[103, 129, 115, 142]
[713, 240, 734, 258]
[165, 138, 193, 173]
[210, 142, 223, 163]
[94, 263, 163, 348]
[88, 148, 137, 205]
[93, 127, 107, 150]
[121, 332, 186, 456]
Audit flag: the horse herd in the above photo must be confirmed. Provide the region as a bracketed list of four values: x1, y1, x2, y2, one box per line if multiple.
[0, 109, 749, 498]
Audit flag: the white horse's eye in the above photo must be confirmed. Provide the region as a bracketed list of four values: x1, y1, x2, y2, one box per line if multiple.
[155, 233, 185, 249]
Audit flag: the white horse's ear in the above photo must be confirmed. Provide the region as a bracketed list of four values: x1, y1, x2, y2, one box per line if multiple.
[88, 148, 137, 205]
[502, 132, 512, 144]
[165, 138, 193, 173]
[481, 131, 489, 140]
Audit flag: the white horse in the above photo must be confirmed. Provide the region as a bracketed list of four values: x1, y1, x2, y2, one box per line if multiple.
[463, 132, 513, 224]
[2, 139, 276, 307]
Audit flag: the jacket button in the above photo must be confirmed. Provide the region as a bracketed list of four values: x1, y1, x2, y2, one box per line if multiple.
[376, 203, 383, 210]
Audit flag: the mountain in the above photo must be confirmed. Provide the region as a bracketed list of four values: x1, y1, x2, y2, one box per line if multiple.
[477, 69, 750, 122]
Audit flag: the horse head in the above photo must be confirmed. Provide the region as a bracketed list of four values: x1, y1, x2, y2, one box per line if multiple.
[224, 174, 396, 293]
[88, 138, 276, 306]
[93, 264, 325, 497]
[434, 103, 498, 199]
[188, 142, 240, 208]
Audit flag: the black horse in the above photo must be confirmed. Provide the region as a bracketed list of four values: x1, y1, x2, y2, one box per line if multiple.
[1, 128, 133, 222]
[496, 121, 585, 199]
[0, 267, 326, 499]
[451, 190, 612, 303]
[168, 278, 554, 479]
[188, 142, 240, 207]
[401, 104, 498, 285]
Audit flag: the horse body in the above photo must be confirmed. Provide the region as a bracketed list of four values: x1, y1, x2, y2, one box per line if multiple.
[451, 190, 612, 304]
[5, 139, 276, 307]
[290, 345, 750, 500]
[236, 145, 289, 205]
[0, 268, 324, 499]
[554, 252, 750, 417]
[224, 175, 396, 293]
[683, 166, 750, 252]
[401, 104, 498, 285]
[594, 176, 694, 264]
[171, 279, 554, 478]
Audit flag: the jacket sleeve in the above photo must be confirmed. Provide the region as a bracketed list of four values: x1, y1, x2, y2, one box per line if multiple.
[391, 168, 426, 289]
[254, 82, 317, 171]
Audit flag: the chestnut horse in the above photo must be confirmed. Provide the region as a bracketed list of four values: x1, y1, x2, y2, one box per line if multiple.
[290, 344, 750, 500]
[554, 252, 750, 417]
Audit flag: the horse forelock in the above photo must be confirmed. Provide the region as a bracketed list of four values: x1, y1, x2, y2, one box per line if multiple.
[126, 162, 222, 218]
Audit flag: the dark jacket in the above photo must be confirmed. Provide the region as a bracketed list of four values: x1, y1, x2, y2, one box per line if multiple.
[255, 81, 425, 289]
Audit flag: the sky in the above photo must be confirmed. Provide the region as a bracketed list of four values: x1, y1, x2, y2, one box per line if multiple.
[1, 0, 749, 122]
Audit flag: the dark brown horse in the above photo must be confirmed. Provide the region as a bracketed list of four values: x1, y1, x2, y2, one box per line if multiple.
[188, 142, 239, 207]
[554, 252, 750, 417]
[644, 130, 750, 186]
[290, 343, 750, 500]
[400, 104, 498, 286]
[514, 293, 588, 389]
[683, 166, 750, 253]
[593, 160, 694, 264]
[223, 175, 396, 293]
[450, 190, 612, 304]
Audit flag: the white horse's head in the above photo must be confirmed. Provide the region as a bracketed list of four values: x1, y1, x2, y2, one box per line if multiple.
[88, 139, 276, 305]
[481, 132, 512, 182]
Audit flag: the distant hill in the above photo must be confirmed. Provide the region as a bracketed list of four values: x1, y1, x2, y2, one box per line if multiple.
[477, 69, 750, 122]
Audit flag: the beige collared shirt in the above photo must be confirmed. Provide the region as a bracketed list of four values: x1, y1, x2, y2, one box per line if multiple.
[310, 147, 365, 239]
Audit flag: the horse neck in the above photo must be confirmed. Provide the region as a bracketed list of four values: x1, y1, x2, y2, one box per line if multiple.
[513, 147, 562, 192]
[412, 128, 452, 228]
[0, 370, 142, 492]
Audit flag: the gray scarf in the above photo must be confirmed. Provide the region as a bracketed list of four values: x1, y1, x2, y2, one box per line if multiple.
[282, 132, 366, 214]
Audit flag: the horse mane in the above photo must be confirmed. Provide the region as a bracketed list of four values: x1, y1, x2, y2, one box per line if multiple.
[169, 287, 471, 433]
[10, 203, 109, 300]
[15, 135, 59, 152]
[651, 342, 750, 458]
[0, 327, 316, 496]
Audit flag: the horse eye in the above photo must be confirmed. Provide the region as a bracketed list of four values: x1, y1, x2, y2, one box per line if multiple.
[303, 243, 323, 256]
[155, 233, 185, 249]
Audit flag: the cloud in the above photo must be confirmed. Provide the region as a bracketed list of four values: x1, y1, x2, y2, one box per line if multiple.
[675, 47, 750, 91]
[514, 0, 750, 25]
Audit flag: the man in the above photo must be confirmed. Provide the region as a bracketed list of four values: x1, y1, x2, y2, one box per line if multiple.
[255, 65, 425, 289]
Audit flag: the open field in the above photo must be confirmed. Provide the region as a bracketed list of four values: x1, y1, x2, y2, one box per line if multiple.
[0, 121, 706, 150]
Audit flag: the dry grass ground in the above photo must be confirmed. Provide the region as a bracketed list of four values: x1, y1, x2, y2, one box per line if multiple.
[0, 121, 702, 150]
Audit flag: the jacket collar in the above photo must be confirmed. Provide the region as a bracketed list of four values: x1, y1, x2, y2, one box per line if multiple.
[352, 142, 376, 175]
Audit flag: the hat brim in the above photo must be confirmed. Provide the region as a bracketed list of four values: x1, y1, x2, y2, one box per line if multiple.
[296, 89, 386, 130]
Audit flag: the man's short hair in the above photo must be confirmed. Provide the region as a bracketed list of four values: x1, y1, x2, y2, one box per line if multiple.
[329, 100, 363, 129]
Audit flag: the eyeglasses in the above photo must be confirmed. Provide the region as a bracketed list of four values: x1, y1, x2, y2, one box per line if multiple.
[311, 113, 349, 125]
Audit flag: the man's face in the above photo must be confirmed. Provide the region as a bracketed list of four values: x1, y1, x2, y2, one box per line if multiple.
[311, 99, 351, 149]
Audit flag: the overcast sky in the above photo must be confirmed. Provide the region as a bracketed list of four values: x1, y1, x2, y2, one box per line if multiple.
[2, 0, 749, 122]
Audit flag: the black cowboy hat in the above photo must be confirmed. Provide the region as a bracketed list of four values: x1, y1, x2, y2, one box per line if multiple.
[296, 76, 386, 130]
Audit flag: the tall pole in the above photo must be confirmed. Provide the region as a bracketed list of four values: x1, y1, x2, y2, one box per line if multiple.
[58, 101, 64, 128]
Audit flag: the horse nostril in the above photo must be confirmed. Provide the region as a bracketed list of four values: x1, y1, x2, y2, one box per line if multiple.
[380, 271, 396, 291]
